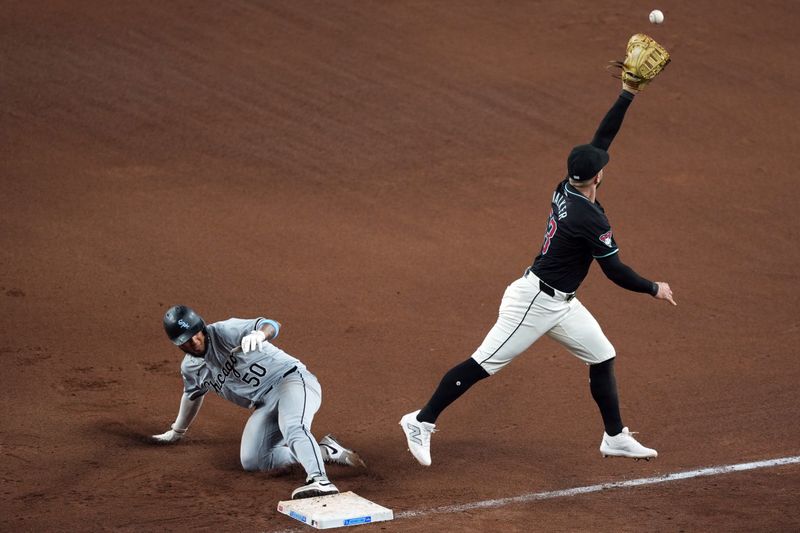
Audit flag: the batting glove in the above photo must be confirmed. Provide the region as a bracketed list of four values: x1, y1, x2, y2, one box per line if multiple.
[241, 330, 266, 353]
[151, 427, 186, 444]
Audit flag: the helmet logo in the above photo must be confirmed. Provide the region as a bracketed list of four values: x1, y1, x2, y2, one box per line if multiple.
[178, 319, 191, 329]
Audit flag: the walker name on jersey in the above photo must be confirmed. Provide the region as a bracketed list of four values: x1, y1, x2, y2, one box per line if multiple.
[552, 191, 567, 220]
[203, 353, 267, 393]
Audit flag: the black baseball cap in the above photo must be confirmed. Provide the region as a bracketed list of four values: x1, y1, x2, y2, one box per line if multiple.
[567, 144, 609, 181]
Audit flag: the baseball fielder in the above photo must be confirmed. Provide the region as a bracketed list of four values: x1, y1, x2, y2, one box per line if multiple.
[153, 305, 365, 499]
[401, 66, 675, 466]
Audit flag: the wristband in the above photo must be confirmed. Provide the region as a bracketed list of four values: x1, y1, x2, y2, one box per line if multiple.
[261, 319, 280, 339]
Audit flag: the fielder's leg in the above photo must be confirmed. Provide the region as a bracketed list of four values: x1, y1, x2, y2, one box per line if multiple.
[417, 359, 489, 424]
[401, 275, 562, 466]
[546, 299, 656, 459]
[589, 357, 624, 436]
[400, 358, 489, 466]
[422, 275, 564, 422]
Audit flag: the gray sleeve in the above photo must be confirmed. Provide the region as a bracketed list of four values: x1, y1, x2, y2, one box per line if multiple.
[181, 355, 211, 400]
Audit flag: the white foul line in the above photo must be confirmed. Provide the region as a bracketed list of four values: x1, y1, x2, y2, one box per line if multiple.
[395, 455, 800, 519]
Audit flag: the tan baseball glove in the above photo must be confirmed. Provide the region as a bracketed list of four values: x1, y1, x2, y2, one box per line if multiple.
[609, 34, 670, 93]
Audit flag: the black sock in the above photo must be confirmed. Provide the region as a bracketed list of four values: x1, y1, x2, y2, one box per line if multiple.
[417, 358, 490, 424]
[589, 358, 624, 436]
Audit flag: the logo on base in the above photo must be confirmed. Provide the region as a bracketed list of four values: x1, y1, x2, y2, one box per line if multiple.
[344, 516, 372, 526]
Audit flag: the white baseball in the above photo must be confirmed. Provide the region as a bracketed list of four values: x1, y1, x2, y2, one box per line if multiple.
[649, 9, 664, 24]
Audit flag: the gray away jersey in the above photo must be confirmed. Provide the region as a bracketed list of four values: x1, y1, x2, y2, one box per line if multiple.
[180, 317, 305, 408]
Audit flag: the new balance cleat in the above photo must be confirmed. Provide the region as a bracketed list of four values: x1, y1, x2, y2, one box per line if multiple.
[399, 410, 436, 466]
[600, 427, 658, 460]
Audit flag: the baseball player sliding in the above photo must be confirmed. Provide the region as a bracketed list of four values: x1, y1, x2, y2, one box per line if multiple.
[401, 36, 674, 466]
[152, 305, 365, 499]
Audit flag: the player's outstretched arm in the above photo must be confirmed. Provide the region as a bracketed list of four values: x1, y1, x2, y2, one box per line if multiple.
[590, 90, 635, 152]
[151, 392, 205, 444]
[597, 253, 657, 294]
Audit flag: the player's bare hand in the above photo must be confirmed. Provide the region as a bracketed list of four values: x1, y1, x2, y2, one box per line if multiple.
[654, 282, 676, 306]
[151, 429, 185, 444]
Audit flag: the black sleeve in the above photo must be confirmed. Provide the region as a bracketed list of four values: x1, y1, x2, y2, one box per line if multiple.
[597, 252, 657, 295]
[590, 90, 635, 151]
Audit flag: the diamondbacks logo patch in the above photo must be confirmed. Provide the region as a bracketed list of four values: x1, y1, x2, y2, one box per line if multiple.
[599, 230, 613, 247]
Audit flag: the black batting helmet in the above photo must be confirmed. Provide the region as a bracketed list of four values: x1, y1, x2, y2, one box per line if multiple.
[163, 305, 206, 345]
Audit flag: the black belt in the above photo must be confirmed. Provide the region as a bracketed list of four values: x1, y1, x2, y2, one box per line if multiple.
[540, 280, 576, 301]
[527, 269, 576, 301]
[262, 366, 298, 396]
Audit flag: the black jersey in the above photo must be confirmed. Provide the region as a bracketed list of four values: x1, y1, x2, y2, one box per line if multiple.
[530, 179, 619, 293]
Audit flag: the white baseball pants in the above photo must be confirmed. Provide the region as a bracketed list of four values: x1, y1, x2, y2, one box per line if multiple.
[239, 370, 327, 480]
[471, 271, 616, 375]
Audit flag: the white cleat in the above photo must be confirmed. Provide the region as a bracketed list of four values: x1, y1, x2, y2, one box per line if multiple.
[399, 410, 436, 466]
[319, 434, 367, 468]
[291, 476, 339, 499]
[600, 427, 658, 460]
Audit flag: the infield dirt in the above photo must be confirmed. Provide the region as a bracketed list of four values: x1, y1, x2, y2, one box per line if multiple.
[2, 1, 799, 531]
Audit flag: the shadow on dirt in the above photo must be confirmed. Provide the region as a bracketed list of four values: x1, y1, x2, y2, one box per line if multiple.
[88, 419, 166, 447]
